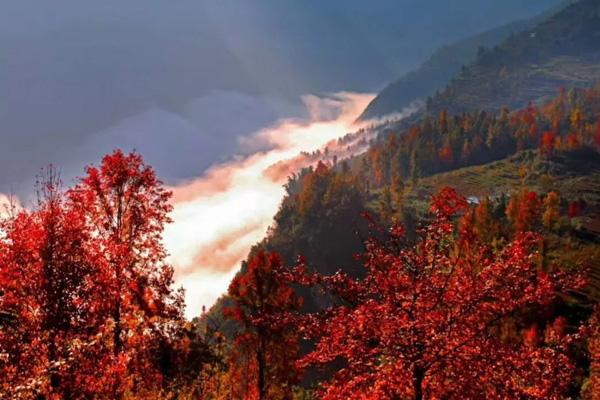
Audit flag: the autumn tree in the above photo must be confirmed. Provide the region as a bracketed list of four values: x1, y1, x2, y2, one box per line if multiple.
[472, 196, 499, 243]
[540, 131, 556, 158]
[570, 106, 584, 134]
[506, 189, 542, 232]
[295, 188, 579, 399]
[67, 150, 185, 396]
[226, 251, 302, 400]
[0, 152, 191, 398]
[543, 191, 561, 231]
[0, 168, 117, 398]
[438, 141, 453, 165]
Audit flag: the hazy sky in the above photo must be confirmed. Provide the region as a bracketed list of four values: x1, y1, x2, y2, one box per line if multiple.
[0, 0, 563, 198]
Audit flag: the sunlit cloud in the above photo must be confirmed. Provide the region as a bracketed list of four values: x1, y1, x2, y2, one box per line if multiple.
[164, 92, 374, 319]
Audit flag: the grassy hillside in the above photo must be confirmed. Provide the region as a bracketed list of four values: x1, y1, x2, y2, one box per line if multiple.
[396, 148, 600, 213]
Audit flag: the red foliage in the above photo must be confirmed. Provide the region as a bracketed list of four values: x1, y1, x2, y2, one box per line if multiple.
[540, 131, 556, 157]
[293, 188, 579, 399]
[585, 307, 600, 400]
[568, 199, 586, 218]
[0, 151, 185, 398]
[507, 190, 542, 232]
[438, 143, 453, 164]
[226, 251, 302, 399]
[566, 133, 580, 150]
[0, 170, 113, 398]
[68, 150, 184, 395]
[523, 102, 538, 126]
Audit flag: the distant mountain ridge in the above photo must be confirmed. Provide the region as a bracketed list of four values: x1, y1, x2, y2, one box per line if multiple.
[425, 0, 600, 116]
[359, 1, 572, 120]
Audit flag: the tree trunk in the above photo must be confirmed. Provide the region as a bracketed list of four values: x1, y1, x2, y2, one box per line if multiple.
[413, 367, 424, 400]
[113, 303, 122, 354]
[257, 336, 267, 400]
[48, 335, 60, 390]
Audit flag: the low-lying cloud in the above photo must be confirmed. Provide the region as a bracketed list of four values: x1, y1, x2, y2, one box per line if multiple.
[163, 92, 374, 319]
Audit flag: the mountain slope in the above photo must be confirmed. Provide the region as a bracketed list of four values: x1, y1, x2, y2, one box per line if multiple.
[205, 83, 600, 331]
[358, 5, 561, 120]
[426, 0, 600, 115]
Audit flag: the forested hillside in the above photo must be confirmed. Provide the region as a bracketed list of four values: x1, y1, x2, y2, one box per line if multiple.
[362, 0, 600, 130]
[193, 82, 600, 398]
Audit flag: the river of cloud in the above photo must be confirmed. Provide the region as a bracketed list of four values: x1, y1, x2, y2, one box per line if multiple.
[164, 92, 375, 319]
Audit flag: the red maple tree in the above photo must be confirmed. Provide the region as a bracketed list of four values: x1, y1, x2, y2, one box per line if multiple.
[294, 188, 580, 399]
[226, 251, 302, 400]
[67, 150, 185, 396]
[0, 169, 113, 398]
[0, 151, 186, 398]
[540, 131, 556, 158]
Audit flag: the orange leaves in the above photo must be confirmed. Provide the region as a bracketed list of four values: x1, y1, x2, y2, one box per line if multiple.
[298, 161, 331, 214]
[368, 147, 384, 185]
[570, 107, 584, 132]
[507, 190, 542, 232]
[542, 191, 561, 231]
[438, 142, 453, 164]
[540, 131, 556, 158]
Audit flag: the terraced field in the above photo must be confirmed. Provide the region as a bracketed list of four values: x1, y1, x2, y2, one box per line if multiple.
[433, 53, 600, 114]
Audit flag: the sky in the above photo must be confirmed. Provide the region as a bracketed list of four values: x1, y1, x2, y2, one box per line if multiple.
[0, 0, 563, 318]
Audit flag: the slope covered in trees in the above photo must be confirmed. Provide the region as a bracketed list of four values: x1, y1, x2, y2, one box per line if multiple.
[195, 83, 600, 398]
[362, 0, 600, 130]
[210, 185, 594, 399]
